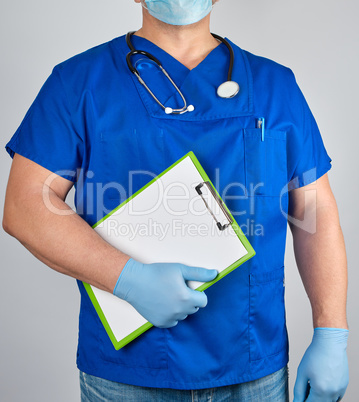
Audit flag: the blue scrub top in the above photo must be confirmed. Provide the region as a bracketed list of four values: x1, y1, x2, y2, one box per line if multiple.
[5, 33, 332, 389]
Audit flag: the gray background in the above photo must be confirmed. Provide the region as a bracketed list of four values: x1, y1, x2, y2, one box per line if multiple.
[0, 0, 358, 400]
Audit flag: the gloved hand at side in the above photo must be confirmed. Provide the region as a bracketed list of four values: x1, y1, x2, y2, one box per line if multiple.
[113, 258, 218, 328]
[293, 327, 349, 402]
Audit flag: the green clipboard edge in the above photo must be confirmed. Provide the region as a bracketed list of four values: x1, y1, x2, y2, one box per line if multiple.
[83, 151, 256, 350]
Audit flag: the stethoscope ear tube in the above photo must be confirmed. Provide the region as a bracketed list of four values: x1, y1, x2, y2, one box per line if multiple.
[211, 32, 234, 82]
[126, 50, 163, 75]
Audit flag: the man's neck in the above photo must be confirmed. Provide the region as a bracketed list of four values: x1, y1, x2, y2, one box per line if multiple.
[133, 10, 220, 70]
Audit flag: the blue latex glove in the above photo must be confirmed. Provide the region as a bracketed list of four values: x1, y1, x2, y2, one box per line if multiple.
[293, 327, 349, 402]
[113, 258, 218, 328]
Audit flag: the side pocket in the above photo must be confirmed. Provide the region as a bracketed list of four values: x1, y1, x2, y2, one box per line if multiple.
[249, 266, 287, 361]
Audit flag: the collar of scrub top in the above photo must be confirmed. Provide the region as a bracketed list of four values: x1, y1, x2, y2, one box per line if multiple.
[114, 33, 254, 121]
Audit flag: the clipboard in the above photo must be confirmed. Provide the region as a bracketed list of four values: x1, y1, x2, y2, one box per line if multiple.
[83, 151, 255, 350]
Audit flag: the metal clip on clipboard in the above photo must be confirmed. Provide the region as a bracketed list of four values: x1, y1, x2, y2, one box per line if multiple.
[195, 182, 233, 231]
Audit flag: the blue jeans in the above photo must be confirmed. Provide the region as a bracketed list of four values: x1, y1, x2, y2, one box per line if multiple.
[80, 365, 289, 401]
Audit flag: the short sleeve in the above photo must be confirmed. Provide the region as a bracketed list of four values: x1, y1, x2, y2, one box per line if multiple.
[286, 72, 332, 190]
[5, 67, 83, 182]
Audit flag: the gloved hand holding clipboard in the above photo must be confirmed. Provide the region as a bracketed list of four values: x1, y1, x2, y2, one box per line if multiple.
[83, 151, 255, 350]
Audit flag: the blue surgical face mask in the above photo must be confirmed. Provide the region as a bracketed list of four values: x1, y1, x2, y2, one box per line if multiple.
[143, 0, 213, 26]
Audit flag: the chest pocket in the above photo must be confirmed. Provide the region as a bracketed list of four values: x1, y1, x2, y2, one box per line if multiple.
[243, 129, 287, 197]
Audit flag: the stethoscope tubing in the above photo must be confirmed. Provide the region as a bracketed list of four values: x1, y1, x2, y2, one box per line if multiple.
[126, 31, 234, 81]
[125, 31, 237, 114]
[211, 33, 234, 82]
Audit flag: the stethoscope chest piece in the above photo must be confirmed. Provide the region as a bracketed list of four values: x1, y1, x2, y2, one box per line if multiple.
[217, 81, 240, 99]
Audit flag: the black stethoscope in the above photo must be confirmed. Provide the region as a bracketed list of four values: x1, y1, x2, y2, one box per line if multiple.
[125, 31, 240, 115]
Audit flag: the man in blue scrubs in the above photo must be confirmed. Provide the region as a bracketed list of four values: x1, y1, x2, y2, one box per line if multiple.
[3, 0, 349, 400]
